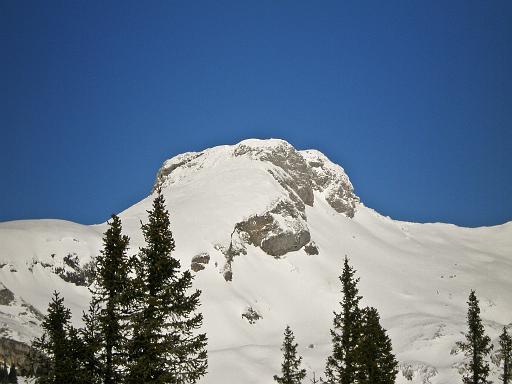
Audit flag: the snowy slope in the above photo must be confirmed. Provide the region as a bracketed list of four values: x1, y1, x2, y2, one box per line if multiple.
[1, 138, 511, 384]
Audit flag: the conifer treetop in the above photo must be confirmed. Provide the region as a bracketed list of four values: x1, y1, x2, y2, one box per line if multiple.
[125, 191, 207, 384]
[358, 306, 398, 384]
[324, 256, 362, 384]
[274, 326, 306, 384]
[457, 290, 493, 384]
[498, 326, 512, 384]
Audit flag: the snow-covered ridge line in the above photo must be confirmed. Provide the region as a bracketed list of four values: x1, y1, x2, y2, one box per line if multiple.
[0, 138, 511, 383]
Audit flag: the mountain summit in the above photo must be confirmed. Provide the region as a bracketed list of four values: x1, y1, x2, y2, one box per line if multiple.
[0, 138, 511, 383]
[151, 139, 358, 267]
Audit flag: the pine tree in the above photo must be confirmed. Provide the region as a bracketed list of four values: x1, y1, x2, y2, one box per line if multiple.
[324, 256, 362, 384]
[0, 363, 8, 383]
[498, 327, 512, 384]
[27, 340, 51, 378]
[33, 291, 74, 384]
[7, 364, 17, 384]
[93, 214, 130, 384]
[66, 325, 87, 384]
[457, 290, 493, 384]
[273, 326, 306, 384]
[125, 191, 207, 384]
[357, 307, 398, 384]
[79, 300, 103, 384]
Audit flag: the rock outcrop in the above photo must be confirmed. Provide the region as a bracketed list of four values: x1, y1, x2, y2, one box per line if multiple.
[301, 149, 358, 217]
[191, 252, 210, 272]
[224, 141, 356, 262]
[153, 152, 204, 192]
[233, 141, 314, 209]
[0, 287, 14, 306]
[0, 337, 42, 376]
[304, 241, 319, 255]
[231, 200, 310, 258]
[399, 361, 438, 384]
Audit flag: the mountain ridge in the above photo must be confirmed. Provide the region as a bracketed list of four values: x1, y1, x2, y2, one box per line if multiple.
[0, 138, 511, 383]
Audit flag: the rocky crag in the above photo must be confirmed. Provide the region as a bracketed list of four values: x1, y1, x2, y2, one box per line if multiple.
[153, 139, 358, 280]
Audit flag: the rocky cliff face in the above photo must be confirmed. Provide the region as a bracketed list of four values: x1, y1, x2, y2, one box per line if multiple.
[301, 149, 358, 217]
[153, 140, 358, 261]
[0, 337, 38, 375]
[0, 283, 46, 375]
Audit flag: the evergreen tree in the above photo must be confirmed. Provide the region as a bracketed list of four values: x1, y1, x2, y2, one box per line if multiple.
[27, 341, 50, 378]
[457, 290, 493, 384]
[125, 192, 207, 384]
[357, 307, 398, 384]
[93, 214, 130, 384]
[498, 327, 512, 384]
[273, 326, 306, 384]
[33, 291, 75, 384]
[7, 364, 17, 384]
[80, 300, 103, 384]
[324, 256, 362, 384]
[0, 363, 8, 383]
[65, 325, 87, 384]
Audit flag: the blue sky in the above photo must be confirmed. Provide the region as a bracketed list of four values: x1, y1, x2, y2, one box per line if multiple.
[1, 1, 511, 227]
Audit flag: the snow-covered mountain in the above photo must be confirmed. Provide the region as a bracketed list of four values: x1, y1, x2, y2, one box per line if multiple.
[1, 138, 511, 383]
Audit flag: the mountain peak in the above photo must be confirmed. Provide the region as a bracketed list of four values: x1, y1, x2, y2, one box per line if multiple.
[149, 138, 359, 271]
[236, 137, 292, 149]
[153, 138, 358, 215]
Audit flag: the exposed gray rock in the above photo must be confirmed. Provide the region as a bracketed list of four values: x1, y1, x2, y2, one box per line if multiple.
[192, 253, 210, 265]
[63, 253, 80, 269]
[0, 337, 42, 376]
[191, 252, 210, 272]
[325, 187, 357, 218]
[225, 228, 249, 259]
[152, 152, 204, 191]
[241, 307, 262, 324]
[304, 241, 319, 255]
[230, 199, 310, 258]
[301, 150, 359, 218]
[52, 256, 95, 287]
[213, 244, 235, 282]
[0, 287, 14, 306]
[223, 268, 233, 282]
[261, 230, 310, 257]
[191, 264, 205, 272]
[217, 232, 247, 282]
[234, 140, 314, 207]
[233, 141, 359, 218]
[399, 361, 438, 383]
[218, 198, 311, 280]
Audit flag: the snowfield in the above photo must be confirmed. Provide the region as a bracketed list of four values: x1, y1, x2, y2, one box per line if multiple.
[0, 138, 511, 384]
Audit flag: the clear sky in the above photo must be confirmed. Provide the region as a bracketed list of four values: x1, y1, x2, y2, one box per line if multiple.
[1, 1, 511, 227]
